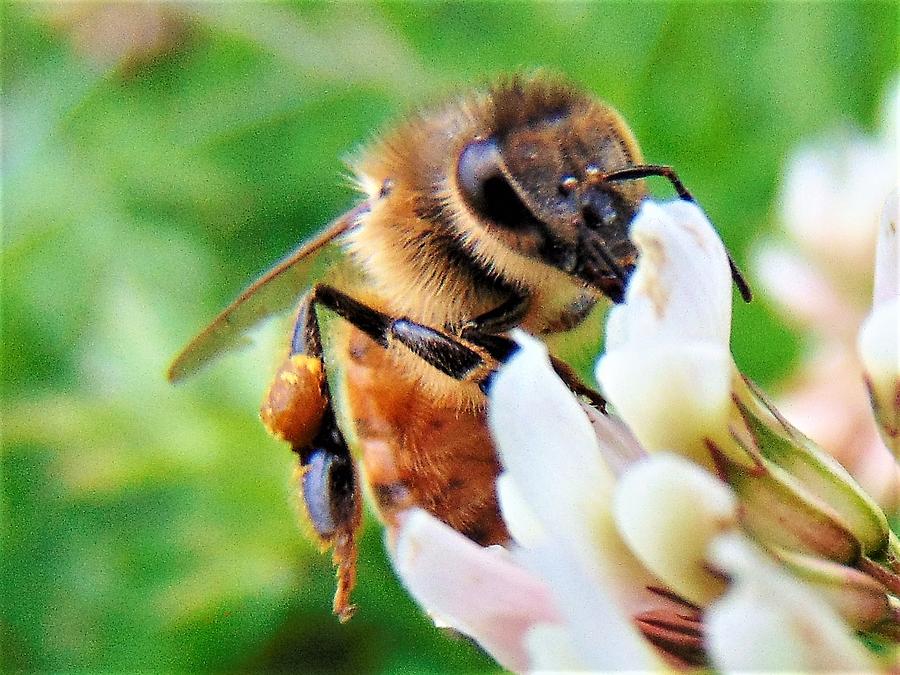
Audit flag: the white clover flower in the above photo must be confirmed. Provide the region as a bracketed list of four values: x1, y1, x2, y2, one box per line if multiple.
[775, 80, 896, 302]
[389, 200, 897, 671]
[753, 81, 900, 507]
[858, 191, 899, 457]
[390, 508, 561, 671]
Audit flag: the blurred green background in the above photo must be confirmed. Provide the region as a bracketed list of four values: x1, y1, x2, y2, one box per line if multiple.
[2, 1, 897, 672]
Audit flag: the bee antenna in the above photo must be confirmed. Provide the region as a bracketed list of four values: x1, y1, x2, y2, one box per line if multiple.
[602, 165, 753, 303]
[602, 164, 694, 201]
[727, 253, 753, 303]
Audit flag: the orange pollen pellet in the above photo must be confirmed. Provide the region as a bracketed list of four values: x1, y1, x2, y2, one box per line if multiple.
[260, 354, 328, 448]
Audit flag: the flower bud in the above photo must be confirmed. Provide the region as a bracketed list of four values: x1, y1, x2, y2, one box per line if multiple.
[613, 453, 737, 606]
[772, 547, 898, 634]
[706, 534, 878, 672]
[732, 375, 890, 556]
[712, 442, 861, 564]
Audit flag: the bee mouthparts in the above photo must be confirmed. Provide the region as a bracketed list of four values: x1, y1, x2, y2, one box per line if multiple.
[576, 232, 635, 303]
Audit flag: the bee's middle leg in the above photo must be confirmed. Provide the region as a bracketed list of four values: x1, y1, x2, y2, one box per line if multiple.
[313, 285, 605, 408]
[310, 285, 497, 388]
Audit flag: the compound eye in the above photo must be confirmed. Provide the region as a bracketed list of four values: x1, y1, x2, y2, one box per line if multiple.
[457, 138, 536, 230]
[302, 447, 356, 539]
[458, 138, 501, 200]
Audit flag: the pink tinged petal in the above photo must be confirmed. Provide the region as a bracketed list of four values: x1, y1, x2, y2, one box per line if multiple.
[777, 347, 876, 459]
[705, 534, 877, 673]
[613, 454, 738, 606]
[751, 244, 863, 338]
[389, 508, 561, 672]
[848, 437, 900, 511]
[581, 403, 648, 477]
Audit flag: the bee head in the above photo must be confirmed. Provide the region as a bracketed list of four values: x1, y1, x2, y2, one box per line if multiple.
[453, 89, 646, 303]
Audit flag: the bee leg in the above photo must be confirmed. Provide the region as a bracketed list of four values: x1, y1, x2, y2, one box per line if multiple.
[310, 285, 608, 408]
[547, 356, 608, 412]
[260, 291, 361, 623]
[300, 285, 497, 390]
[460, 291, 531, 336]
[601, 164, 753, 303]
[458, 295, 605, 407]
[298, 419, 360, 623]
[461, 330, 606, 410]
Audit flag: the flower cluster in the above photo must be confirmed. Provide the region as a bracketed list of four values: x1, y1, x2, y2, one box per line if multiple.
[390, 197, 899, 671]
[754, 87, 899, 507]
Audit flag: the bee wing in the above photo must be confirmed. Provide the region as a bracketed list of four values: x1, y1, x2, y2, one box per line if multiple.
[167, 202, 369, 383]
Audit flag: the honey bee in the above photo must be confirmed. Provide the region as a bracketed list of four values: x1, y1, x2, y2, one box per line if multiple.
[168, 74, 751, 622]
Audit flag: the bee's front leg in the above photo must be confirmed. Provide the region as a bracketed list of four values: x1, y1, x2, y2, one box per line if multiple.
[461, 295, 607, 410]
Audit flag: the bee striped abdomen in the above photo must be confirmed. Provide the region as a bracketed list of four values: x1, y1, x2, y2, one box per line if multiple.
[341, 325, 509, 546]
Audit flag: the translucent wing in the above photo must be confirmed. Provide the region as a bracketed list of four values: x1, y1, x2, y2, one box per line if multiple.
[168, 202, 369, 383]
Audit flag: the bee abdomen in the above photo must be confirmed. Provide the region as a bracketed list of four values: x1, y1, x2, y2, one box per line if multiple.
[341, 325, 509, 546]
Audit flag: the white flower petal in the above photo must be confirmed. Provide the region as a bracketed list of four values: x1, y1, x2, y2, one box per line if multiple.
[489, 331, 614, 549]
[606, 199, 732, 350]
[705, 533, 876, 673]
[523, 623, 585, 672]
[613, 454, 737, 606]
[488, 332, 665, 670]
[596, 200, 738, 466]
[858, 301, 900, 390]
[752, 244, 862, 338]
[581, 403, 648, 477]
[872, 189, 898, 308]
[389, 508, 561, 672]
[859, 190, 900, 456]
[516, 542, 662, 671]
[496, 472, 546, 548]
[597, 343, 732, 468]
[858, 299, 900, 455]
[780, 135, 895, 279]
